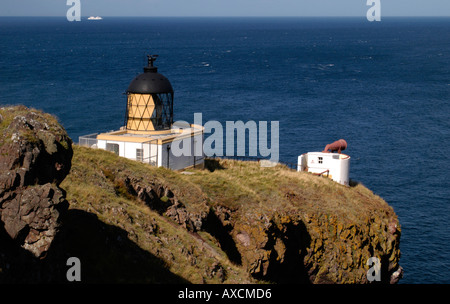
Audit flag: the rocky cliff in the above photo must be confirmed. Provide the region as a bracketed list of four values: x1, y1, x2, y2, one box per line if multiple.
[0, 106, 402, 284]
[0, 106, 72, 260]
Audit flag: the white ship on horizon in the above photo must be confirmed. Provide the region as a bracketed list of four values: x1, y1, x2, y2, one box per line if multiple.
[87, 16, 103, 20]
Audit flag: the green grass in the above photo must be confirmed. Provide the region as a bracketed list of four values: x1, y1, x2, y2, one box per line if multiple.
[61, 146, 257, 283]
[65, 145, 393, 226]
[182, 158, 392, 225]
[59, 145, 395, 283]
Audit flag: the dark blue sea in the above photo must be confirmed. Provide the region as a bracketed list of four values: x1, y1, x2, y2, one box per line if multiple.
[0, 17, 449, 284]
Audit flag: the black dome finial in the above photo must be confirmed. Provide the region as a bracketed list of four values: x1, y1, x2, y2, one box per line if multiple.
[144, 54, 159, 73]
[147, 54, 158, 67]
[128, 54, 174, 94]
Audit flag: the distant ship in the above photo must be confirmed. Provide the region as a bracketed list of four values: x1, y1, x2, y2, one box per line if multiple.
[87, 16, 103, 20]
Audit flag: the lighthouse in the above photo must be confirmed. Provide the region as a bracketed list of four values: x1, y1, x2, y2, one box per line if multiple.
[125, 55, 174, 132]
[80, 54, 204, 170]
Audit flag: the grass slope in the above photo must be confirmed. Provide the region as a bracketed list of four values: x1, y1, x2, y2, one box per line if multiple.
[60, 145, 395, 283]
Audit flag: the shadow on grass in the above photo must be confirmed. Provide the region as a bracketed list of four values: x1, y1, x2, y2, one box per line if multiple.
[0, 209, 189, 284]
[349, 179, 360, 187]
[204, 158, 226, 172]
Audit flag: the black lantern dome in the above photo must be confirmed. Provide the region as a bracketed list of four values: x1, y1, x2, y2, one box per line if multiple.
[127, 55, 174, 94]
[125, 55, 174, 131]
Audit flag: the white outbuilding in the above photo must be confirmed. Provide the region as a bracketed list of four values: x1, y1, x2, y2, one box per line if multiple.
[298, 139, 350, 186]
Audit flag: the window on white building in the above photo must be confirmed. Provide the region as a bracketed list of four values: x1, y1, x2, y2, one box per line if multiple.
[106, 143, 119, 155]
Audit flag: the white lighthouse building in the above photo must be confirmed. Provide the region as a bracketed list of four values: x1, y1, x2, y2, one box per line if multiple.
[79, 54, 204, 170]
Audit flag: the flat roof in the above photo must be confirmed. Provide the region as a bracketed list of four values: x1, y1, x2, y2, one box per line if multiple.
[97, 124, 204, 144]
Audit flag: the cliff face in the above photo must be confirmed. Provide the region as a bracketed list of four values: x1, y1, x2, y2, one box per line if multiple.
[0, 106, 72, 261]
[0, 106, 402, 284]
[231, 208, 401, 284]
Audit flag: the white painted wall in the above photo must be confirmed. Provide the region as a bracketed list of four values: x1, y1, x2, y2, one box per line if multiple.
[97, 139, 106, 150]
[97, 139, 142, 160]
[97, 132, 204, 170]
[298, 152, 350, 186]
[142, 142, 159, 166]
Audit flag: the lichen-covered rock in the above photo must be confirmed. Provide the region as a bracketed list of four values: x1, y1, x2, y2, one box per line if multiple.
[1, 183, 68, 258]
[228, 204, 402, 284]
[0, 106, 72, 258]
[0, 106, 73, 186]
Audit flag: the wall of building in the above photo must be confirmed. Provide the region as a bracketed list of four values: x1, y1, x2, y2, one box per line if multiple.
[298, 152, 350, 186]
[161, 133, 204, 171]
[142, 142, 159, 166]
[97, 139, 143, 161]
[97, 132, 204, 170]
